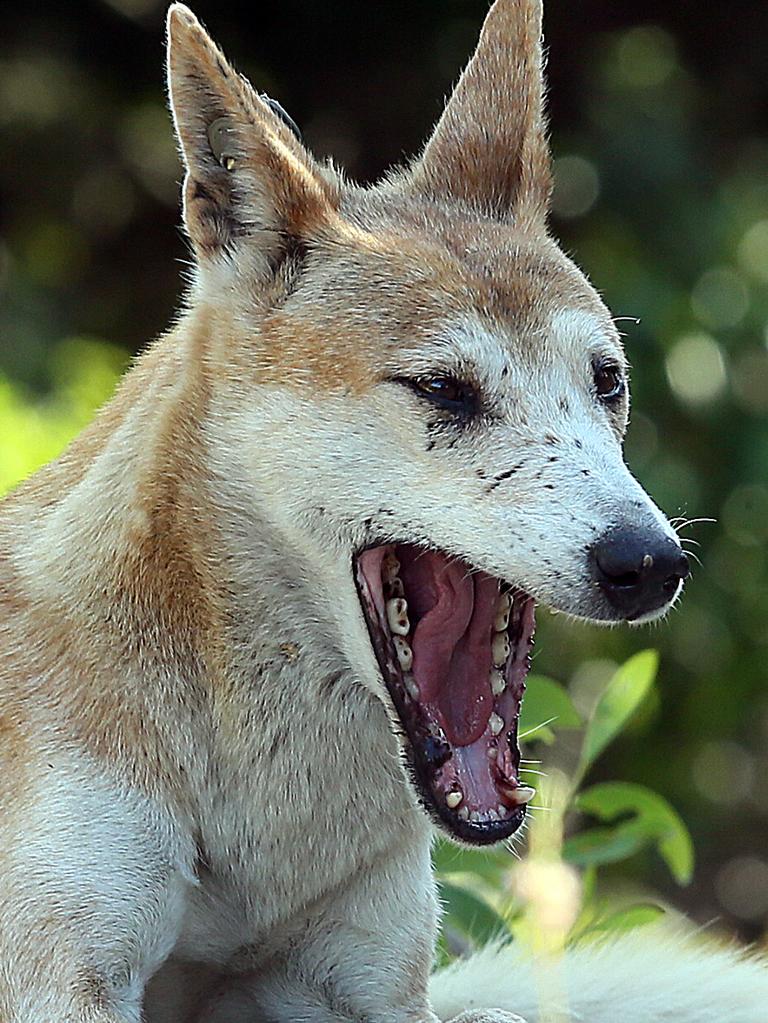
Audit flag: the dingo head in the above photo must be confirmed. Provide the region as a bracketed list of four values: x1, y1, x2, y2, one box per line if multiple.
[166, 1, 688, 845]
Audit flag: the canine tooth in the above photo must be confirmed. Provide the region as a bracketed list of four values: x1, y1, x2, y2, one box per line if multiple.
[382, 552, 401, 583]
[404, 673, 420, 700]
[458, 806, 470, 821]
[494, 592, 512, 632]
[492, 633, 510, 667]
[490, 668, 506, 696]
[512, 785, 536, 805]
[446, 790, 463, 809]
[497, 805, 508, 818]
[489, 712, 505, 736]
[393, 635, 413, 671]
[386, 597, 410, 636]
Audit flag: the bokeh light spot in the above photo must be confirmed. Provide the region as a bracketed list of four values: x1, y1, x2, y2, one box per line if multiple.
[552, 155, 600, 219]
[732, 348, 768, 416]
[616, 26, 678, 88]
[665, 332, 727, 405]
[715, 856, 768, 921]
[738, 220, 768, 284]
[691, 266, 750, 329]
[692, 741, 755, 805]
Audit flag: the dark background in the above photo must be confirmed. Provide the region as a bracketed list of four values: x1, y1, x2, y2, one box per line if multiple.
[1, 0, 767, 939]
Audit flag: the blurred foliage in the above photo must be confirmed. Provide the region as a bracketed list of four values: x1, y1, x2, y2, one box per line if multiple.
[1, 0, 767, 940]
[0, 338, 126, 492]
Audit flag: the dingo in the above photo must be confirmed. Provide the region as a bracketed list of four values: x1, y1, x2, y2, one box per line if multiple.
[1, 2, 765, 1020]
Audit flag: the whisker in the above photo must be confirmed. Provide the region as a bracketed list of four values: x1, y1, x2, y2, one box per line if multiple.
[671, 516, 717, 532]
[519, 716, 558, 739]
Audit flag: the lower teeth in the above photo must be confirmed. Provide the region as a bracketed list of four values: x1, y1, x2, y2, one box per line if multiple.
[404, 673, 420, 700]
[393, 635, 413, 671]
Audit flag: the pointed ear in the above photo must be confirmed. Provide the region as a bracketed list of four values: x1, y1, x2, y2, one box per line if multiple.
[166, 4, 337, 262]
[407, 0, 551, 222]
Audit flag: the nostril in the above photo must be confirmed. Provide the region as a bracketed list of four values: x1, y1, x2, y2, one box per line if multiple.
[590, 526, 690, 618]
[675, 551, 691, 580]
[605, 568, 641, 588]
[662, 552, 690, 596]
[593, 542, 644, 586]
[663, 574, 680, 597]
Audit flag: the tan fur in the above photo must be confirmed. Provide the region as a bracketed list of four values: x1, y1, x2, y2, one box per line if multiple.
[1, 2, 763, 1020]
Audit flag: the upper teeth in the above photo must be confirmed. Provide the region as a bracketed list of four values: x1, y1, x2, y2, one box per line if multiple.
[387, 597, 410, 636]
[489, 712, 505, 736]
[404, 673, 420, 700]
[494, 591, 512, 632]
[492, 633, 510, 667]
[382, 553, 401, 583]
[490, 668, 506, 696]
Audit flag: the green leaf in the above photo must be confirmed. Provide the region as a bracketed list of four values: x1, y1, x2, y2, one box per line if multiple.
[563, 821, 651, 867]
[581, 864, 598, 904]
[575, 781, 694, 885]
[579, 902, 666, 940]
[438, 880, 510, 947]
[519, 674, 582, 743]
[578, 650, 658, 775]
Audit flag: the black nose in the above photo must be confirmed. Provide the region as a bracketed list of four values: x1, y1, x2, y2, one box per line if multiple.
[590, 526, 689, 620]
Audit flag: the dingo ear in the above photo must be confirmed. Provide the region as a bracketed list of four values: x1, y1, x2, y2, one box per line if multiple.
[166, 4, 337, 262]
[408, 0, 550, 223]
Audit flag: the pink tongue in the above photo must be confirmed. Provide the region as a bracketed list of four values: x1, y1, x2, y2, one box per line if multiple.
[399, 550, 498, 746]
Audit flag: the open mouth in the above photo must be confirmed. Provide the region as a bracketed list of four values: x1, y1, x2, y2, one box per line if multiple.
[355, 543, 535, 845]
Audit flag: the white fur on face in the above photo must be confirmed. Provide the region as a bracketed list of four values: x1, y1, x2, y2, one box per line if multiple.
[213, 303, 679, 631]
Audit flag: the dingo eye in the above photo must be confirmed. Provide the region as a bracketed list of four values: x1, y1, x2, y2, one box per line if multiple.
[404, 375, 478, 416]
[593, 360, 625, 403]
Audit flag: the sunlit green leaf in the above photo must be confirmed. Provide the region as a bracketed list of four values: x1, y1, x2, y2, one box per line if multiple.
[563, 821, 650, 867]
[575, 781, 694, 884]
[578, 650, 658, 775]
[580, 902, 666, 939]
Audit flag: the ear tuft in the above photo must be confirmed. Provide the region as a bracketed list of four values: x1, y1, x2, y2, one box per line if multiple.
[165, 4, 337, 262]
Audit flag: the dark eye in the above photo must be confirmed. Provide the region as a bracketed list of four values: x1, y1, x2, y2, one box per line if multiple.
[593, 360, 625, 403]
[403, 375, 478, 415]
